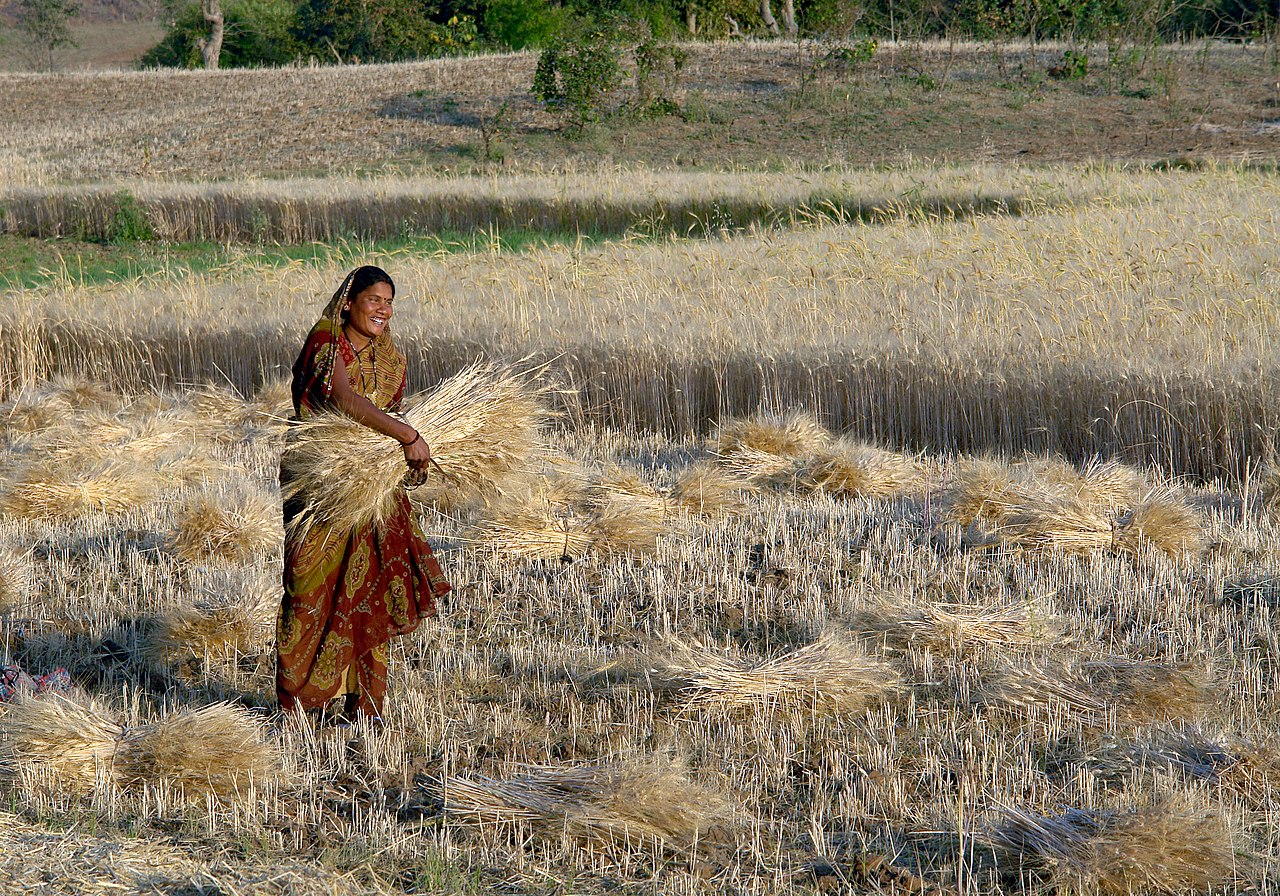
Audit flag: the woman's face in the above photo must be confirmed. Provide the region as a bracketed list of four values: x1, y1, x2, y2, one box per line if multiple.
[343, 281, 394, 344]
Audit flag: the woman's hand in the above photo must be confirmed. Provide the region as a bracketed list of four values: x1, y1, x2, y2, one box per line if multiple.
[403, 434, 432, 471]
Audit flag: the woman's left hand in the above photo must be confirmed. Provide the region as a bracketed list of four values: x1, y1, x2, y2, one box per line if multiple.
[404, 436, 432, 472]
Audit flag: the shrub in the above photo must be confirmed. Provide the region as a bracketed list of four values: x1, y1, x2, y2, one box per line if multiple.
[481, 0, 569, 49]
[532, 18, 627, 132]
[107, 191, 154, 244]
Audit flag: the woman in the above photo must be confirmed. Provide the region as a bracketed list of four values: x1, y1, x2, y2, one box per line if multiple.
[277, 265, 450, 723]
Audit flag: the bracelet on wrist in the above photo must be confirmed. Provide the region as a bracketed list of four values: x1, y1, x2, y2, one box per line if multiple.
[401, 431, 421, 448]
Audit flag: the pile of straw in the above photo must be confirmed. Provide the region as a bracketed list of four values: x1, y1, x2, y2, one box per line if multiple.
[715, 410, 830, 458]
[671, 461, 750, 517]
[431, 761, 733, 850]
[942, 458, 1026, 527]
[798, 439, 922, 500]
[990, 800, 1243, 895]
[981, 659, 1211, 724]
[994, 495, 1115, 555]
[646, 635, 901, 715]
[582, 466, 670, 519]
[146, 596, 274, 669]
[116, 703, 279, 798]
[280, 362, 546, 536]
[0, 694, 123, 793]
[858, 603, 1065, 656]
[714, 445, 803, 489]
[167, 483, 281, 564]
[0, 695, 279, 800]
[0, 546, 32, 612]
[469, 507, 596, 561]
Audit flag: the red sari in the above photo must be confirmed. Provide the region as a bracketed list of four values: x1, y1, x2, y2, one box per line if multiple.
[277, 316, 450, 718]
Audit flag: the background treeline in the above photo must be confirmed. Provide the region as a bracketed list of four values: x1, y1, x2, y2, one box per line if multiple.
[141, 0, 1280, 70]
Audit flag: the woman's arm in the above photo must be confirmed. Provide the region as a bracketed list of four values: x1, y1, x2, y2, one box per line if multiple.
[330, 351, 432, 470]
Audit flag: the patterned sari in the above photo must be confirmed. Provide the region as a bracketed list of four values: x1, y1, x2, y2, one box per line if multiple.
[277, 274, 450, 718]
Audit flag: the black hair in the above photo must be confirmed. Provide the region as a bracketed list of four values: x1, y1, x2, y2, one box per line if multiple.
[348, 265, 395, 301]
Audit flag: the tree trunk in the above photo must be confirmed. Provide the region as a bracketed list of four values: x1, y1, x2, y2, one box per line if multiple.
[780, 0, 797, 37]
[685, 3, 697, 36]
[724, 13, 743, 37]
[198, 0, 223, 70]
[759, 0, 781, 36]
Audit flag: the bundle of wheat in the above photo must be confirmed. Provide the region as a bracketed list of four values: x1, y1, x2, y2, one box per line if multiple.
[469, 506, 596, 561]
[167, 483, 281, 565]
[190, 385, 258, 433]
[995, 494, 1114, 554]
[146, 597, 273, 669]
[799, 439, 921, 500]
[1, 457, 161, 520]
[671, 461, 750, 517]
[1078, 659, 1211, 724]
[431, 761, 732, 850]
[942, 458, 1024, 526]
[280, 362, 546, 537]
[116, 703, 279, 798]
[1077, 459, 1147, 512]
[979, 664, 1109, 719]
[583, 466, 670, 519]
[715, 410, 830, 458]
[1112, 492, 1205, 558]
[859, 603, 1065, 656]
[714, 445, 803, 489]
[648, 635, 901, 715]
[0, 694, 124, 793]
[588, 494, 663, 554]
[990, 799, 1243, 895]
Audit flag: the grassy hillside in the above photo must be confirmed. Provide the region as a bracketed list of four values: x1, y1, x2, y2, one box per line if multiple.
[2, 41, 1278, 181]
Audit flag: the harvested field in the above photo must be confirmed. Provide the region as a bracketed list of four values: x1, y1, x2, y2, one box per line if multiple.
[0, 380, 1276, 894]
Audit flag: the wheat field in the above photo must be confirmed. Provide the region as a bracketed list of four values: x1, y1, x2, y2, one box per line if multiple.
[4, 162, 1278, 476]
[0, 377, 1277, 893]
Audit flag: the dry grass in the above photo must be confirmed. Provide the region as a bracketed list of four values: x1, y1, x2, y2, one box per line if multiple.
[646, 634, 901, 716]
[116, 703, 279, 799]
[167, 481, 280, 565]
[994, 494, 1116, 555]
[280, 361, 547, 537]
[0, 694, 123, 793]
[468, 505, 597, 561]
[990, 797, 1244, 895]
[432, 761, 733, 850]
[942, 458, 1025, 527]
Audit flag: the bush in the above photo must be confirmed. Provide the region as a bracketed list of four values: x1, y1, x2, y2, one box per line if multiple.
[532, 18, 627, 132]
[107, 191, 155, 244]
[141, 0, 299, 68]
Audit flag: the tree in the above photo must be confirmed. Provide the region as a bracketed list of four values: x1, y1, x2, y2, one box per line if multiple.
[198, 0, 225, 67]
[141, 0, 299, 69]
[14, 0, 81, 71]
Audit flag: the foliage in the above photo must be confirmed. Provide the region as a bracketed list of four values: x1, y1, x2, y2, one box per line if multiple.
[107, 191, 155, 244]
[141, 0, 299, 68]
[291, 0, 475, 64]
[1051, 48, 1089, 78]
[13, 0, 81, 71]
[532, 17, 627, 132]
[480, 0, 569, 48]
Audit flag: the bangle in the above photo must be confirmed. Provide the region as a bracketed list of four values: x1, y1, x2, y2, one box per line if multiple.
[401, 431, 421, 448]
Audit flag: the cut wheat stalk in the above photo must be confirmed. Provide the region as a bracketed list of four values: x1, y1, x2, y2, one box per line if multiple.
[0, 694, 124, 794]
[715, 410, 831, 458]
[646, 634, 901, 715]
[146, 597, 274, 669]
[468, 506, 597, 561]
[431, 761, 733, 850]
[798, 439, 922, 499]
[1, 457, 162, 520]
[115, 703, 279, 800]
[858, 603, 1066, 656]
[280, 362, 547, 538]
[671, 461, 751, 517]
[990, 797, 1245, 895]
[1112, 491, 1205, 558]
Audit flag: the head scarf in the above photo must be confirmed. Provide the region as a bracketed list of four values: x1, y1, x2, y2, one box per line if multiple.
[310, 267, 399, 401]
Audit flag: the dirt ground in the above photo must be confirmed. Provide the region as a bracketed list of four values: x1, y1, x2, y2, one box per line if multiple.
[2, 40, 1278, 182]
